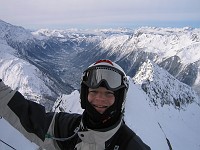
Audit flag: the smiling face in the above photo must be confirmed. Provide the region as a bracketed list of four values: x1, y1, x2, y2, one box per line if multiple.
[88, 87, 115, 114]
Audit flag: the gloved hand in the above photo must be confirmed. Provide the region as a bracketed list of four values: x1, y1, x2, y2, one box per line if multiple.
[0, 79, 2, 82]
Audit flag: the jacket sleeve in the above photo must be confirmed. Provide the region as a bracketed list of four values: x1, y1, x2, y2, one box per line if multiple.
[0, 80, 54, 146]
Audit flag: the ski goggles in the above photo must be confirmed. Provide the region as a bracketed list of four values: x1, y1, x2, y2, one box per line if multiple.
[82, 66, 128, 91]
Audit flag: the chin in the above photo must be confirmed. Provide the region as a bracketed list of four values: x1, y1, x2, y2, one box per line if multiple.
[96, 109, 105, 114]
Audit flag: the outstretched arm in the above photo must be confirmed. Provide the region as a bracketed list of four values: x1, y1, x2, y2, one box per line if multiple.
[0, 79, 53, 146]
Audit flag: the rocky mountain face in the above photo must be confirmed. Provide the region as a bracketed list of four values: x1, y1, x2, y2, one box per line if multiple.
[0, 20, 200, 109]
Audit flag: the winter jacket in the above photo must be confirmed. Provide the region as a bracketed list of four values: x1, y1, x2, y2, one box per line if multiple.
[0, 80, 151, 150]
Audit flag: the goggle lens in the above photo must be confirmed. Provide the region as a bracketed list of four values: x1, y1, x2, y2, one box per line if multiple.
[83, 67, 124, 90]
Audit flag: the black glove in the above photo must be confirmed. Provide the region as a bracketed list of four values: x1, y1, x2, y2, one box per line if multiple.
[0, 79, 2, 82]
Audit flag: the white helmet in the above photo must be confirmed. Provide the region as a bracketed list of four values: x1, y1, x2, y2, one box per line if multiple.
[80, 59, 129, 128]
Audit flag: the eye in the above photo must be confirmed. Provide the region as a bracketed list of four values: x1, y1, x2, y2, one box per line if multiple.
[106, 91, 114, 94]
[88, 90, 97, 96]
[105, 91, 114, 97]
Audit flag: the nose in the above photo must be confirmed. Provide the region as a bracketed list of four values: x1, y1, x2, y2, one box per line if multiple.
[95, 92, 106, 100]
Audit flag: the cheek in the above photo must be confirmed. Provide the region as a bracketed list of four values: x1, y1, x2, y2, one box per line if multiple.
[87, 95, 91, 102]
[108, 97, 115, 105]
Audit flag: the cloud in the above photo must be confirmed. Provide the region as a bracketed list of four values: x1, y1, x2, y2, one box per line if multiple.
[0, 0, 199, 29]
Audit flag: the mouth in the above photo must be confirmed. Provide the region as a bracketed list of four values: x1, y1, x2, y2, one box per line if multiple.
[92, 104, 108, 109]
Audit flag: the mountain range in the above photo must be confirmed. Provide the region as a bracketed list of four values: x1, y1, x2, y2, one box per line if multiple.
[0, 19, 200, 150]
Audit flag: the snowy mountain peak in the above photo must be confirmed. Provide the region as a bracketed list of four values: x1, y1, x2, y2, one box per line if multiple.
[132, 27, 200, 64]
[32, 29, 65, 38]
[0, 19, 33, 42]
[133, 60, 199, 108]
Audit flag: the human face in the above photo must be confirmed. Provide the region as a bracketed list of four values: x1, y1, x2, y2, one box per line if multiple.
[88, 87, 115, 114]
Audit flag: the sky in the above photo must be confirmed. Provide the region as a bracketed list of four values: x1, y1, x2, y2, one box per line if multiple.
[0, 0, 200, 30]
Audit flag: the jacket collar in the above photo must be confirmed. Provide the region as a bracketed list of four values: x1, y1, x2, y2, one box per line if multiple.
[77, 119, 122, 149]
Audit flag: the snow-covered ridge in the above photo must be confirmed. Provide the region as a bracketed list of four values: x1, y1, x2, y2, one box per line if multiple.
[133, 60, 199, 108]
[52, 90, 84, 114]
[32, 29, 65, 38]
[134, 27, 200, 64]
[0, 20, 33, 42]
[99, 26, 200, 65]
[31, 28, 133, 44]
[32, 28, 132, 36]
[0, 43, 56, 109]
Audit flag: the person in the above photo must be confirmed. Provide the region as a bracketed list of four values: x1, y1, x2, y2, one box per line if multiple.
[0, 59, 151, 150]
